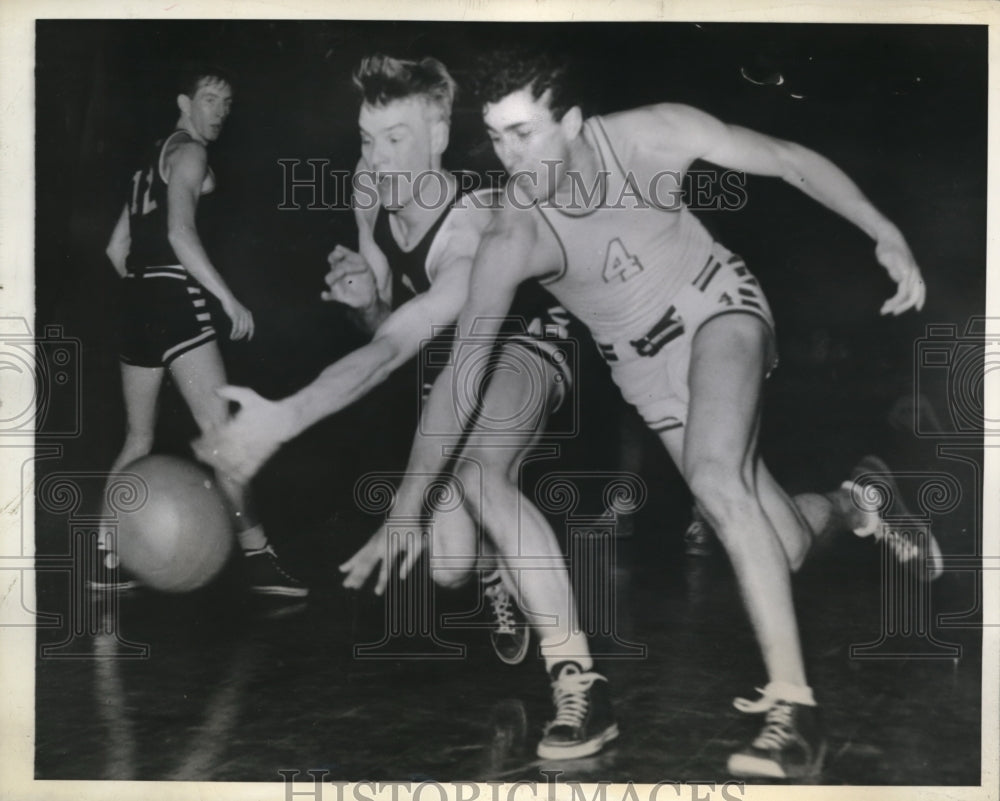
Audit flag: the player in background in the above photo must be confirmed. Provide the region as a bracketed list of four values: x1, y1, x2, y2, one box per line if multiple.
[364, 47, 935, 780]
[98, 66, 307, 597]
[195, 55, 618, 760]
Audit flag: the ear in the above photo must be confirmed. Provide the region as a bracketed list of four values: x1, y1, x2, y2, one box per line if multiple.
[560, 105, 583, 140]
[430, 118, 450, 157]
[177, 93, 191, 118]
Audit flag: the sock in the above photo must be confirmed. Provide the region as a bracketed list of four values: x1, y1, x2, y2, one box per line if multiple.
[767, 681, 817, 707]
[237, 524, 268, 552]
[540, 634, 594, 674]
[96, 525, 113, 552]
[481, 568, 502, 585]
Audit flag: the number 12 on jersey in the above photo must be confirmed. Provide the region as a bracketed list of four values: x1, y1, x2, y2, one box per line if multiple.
[603, 238, 644, 283]
[130, 167, 158, 216]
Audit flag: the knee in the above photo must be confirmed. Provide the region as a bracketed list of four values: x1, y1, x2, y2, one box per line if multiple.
[431, 562, 473, 590]
[685, 459, 758, 534]
[119, 430, 153, 456]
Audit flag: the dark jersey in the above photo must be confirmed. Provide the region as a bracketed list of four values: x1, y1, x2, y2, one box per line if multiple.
[124, 130, 209, 274]
[373, 191, 567, 334]
[373, 200, 449, 308]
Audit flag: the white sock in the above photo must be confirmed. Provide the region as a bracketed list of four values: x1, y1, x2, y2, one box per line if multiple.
[237, 525, 268, 552]
[767, 681, 817, 707]
[540, 634, 594, 673]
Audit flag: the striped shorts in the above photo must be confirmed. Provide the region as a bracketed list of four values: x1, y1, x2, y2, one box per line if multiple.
[595, 243, 777, 434]
[119, 266, 217, 368]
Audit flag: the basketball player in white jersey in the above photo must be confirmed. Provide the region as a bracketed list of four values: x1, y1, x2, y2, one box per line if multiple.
[195, 55, 617, 760]
[368, 48, 930, 780]
[100, 66, 306, 597]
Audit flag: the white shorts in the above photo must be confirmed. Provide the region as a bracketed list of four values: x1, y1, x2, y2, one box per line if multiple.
[595, 244, 777, 433]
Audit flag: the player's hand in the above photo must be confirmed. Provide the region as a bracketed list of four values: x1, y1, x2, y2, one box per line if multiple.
[322, 245, 378, 310]
[875, 233, 926, 316]
[339, 523, 426, 596]
[221, 295, 255, 340]
[192, 386, 294, 483]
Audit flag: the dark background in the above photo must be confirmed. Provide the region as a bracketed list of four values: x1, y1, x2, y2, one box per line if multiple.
[34, 18, 987, 581]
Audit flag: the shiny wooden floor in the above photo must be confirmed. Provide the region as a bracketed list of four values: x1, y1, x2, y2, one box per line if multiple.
[34, 525, 981, 786]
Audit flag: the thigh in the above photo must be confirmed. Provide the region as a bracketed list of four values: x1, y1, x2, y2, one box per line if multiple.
[682, 312, 772, 476]
[119, 362, 165, 435]
[167, 340, 229, 433]
[462, 340, 560, 479]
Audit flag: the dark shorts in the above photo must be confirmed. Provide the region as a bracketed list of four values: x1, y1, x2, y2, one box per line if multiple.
[119, 267, 217, 368]
[419, 304, 574, 415]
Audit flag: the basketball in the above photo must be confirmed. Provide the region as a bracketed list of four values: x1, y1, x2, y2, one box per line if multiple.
[109, 455, 234, 592]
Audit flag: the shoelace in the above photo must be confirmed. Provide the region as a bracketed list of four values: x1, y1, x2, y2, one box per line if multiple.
[750, 702, 795, 750]
[485, 583, 516, 635]
[247, 545, 301, 583]
[547, 668, 598, 730]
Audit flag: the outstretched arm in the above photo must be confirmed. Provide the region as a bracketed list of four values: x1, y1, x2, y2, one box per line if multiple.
[193, 255, 471, 482]
[340, 211, 544, 593]
[619, 104, 926, 315]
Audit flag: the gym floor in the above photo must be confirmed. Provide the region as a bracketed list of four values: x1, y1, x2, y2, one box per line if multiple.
[21, 18, 991, 792]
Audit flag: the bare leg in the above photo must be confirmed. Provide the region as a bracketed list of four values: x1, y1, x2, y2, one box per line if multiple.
[110, 363, 165, 473]
[169, 340, 306, 596]
[673, 314, 810, 691]
[168, 341, 261, 536]
[99, 363, 165, 561]
[456, 344, 587, 669]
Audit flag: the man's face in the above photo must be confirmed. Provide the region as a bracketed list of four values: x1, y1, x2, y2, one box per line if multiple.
[184, 78, 233, 143]
[483, 87, 572, 202]
[358, 97, 443, 211]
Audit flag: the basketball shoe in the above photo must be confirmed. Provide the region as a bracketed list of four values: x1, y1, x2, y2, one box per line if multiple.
[842, 454, 943, 580]
[727, 688, 826, 780]
[483, 572, 529, 665]
[243, 545, 308, 597]
[537, 661, 618, 760]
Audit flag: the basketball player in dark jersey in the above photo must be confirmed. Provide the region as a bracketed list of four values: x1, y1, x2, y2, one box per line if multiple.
[195, 54, 617, 760]
[378, 49, 933, 780]
[98, 66, 306, 597]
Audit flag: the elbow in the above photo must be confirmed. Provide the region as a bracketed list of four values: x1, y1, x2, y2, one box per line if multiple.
[167, 225, 191, 252]
[776, 140, 811, 187]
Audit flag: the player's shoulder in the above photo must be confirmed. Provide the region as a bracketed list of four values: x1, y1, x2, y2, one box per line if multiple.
[163, 133, 208, 173]
[598, 103, 717, 150]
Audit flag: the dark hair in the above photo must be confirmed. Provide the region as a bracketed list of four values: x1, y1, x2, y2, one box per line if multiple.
[352, 54, 457, 123]
[177, 64, 235, 99]
[471, 46, 581, 120]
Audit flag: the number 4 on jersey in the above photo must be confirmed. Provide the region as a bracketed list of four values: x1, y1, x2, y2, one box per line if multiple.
[603, 238, 644, 283]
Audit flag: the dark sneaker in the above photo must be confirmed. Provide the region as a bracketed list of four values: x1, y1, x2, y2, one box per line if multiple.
[727, 699, 826, 780]
[843, 455, 943, 580]
[683, 510, 715, 557]
[243, 546, 308, 597]
[484, 576, 529, 665]
[87, 548, 139, 592]
[537, 661, 619, 760]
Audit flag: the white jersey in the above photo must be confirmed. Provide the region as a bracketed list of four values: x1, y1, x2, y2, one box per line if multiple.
[534, 116, 717, 347]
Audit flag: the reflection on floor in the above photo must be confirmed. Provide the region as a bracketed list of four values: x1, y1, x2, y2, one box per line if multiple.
[34, 528, 981, 786]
